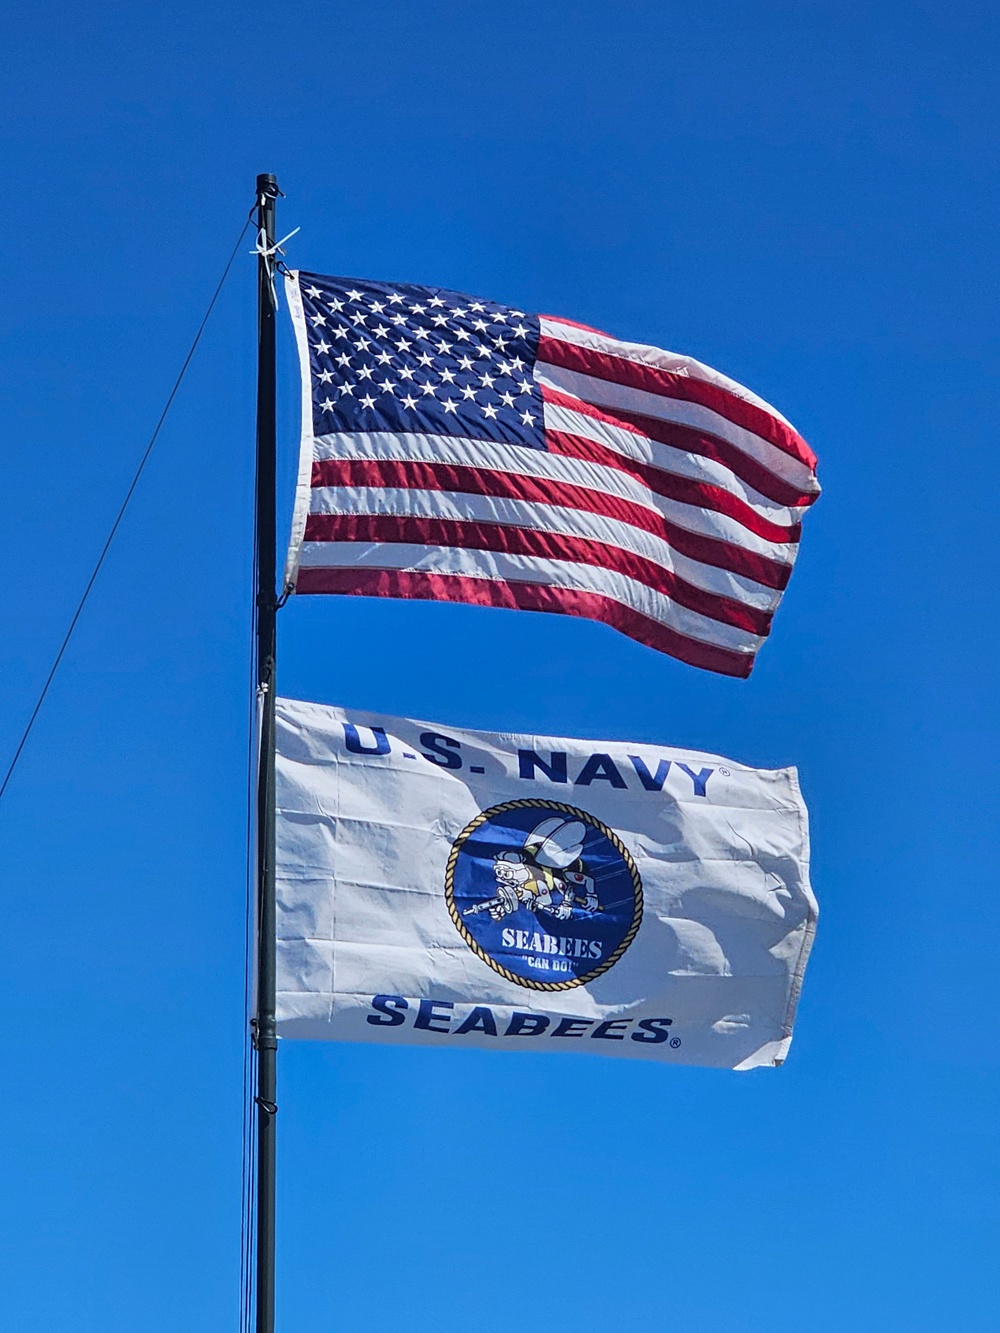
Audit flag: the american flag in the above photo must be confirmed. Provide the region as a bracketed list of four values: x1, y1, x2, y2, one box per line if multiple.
[284, 270, 820, 677]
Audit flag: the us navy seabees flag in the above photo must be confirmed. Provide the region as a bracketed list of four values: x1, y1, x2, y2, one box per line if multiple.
[276, 698, 817, 1069]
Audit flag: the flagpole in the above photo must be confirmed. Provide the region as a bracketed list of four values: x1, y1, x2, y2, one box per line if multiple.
[253, 170, 280, 1333]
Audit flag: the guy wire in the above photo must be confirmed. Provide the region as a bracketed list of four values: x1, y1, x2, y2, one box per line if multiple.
[0, 212, 253, 804]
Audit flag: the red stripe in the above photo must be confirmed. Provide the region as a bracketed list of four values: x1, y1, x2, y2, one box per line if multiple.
[537, 334, 817, 472]
[294, 567, 756, 677]
[542, 386, 818, 509]
[301, 513, 773, 635]
[543, 428, 800, 543]
[309, 457, 794, 591]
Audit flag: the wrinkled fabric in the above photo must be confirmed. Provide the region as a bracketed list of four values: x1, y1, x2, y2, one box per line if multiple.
[276, 698, 817, 1070]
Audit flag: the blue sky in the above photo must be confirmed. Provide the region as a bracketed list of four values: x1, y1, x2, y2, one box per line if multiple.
[3, 3, 999, 1330]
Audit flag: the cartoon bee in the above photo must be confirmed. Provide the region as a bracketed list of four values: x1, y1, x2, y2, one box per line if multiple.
[464, 816, 600, 923]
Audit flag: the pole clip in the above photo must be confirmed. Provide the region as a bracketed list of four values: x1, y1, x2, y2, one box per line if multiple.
[255, 1097, 278, 1116]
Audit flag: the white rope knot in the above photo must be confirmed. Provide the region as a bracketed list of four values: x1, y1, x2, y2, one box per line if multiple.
[253, 226, 300, 309]
[253, 225, 300, 260]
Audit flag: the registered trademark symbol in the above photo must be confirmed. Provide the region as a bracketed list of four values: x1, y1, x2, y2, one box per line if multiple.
[669, 1036, 681, 1048]
[719, 767, 730, 776]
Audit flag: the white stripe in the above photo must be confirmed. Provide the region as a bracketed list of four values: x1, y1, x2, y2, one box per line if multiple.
[310, 431, 798, 565]
[307, 485, 782, 613]
[534, 360, 818, 495]
[542, 400, 807, 525]
[297, 542, 763, 655]
[539, 316, 797, 428]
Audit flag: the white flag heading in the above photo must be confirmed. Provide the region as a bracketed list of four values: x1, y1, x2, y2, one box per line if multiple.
[276, 698, 817, 1070]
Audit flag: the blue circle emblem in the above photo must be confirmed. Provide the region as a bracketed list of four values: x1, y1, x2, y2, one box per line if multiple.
[445, 800, 643, 990]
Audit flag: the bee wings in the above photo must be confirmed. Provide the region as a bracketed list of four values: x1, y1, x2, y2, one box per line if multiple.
[524, 816, 586, 870]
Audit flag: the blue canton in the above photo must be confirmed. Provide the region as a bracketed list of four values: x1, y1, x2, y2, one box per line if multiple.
[297, 272, 545, 450]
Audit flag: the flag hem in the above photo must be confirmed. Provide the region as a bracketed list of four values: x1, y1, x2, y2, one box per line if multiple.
[770, 764, 818, 1067]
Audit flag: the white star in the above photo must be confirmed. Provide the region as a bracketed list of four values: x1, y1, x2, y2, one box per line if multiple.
[478, 345, 493, 360]
[457, 355, 475, 371]
[332, 327, 348, 340]
[454, 328, 471, 342]
[401, 393, 418, 409]
[319, 397, 335, 411]
[379, 379, 396, 393]
[360, 393, 376, 409]
[355, 337, 371, 351]
[518, 378, 533, 394]
[357, 365, 374, 380]
[373, 324, 390, 338]
[441, 397, 458, 414]
[510, 309, 525, 318]
[439, 367, 456, 383]
[481, 402, 499, 420]
[390, 314, 407, 326]
[436, 339, 452, 354]
[370, 300, 385, 313]
[346, 288, 364, 301]
[389, 293, 405, 305]
[376, 351, 392, 365]
[520, 409, 535, 426]
[339, 382, 356, 396]
[498, 360, 512, 375]
[469, 301, 485, 312]
[335, 353, 351, 368]
[431, 314, 449, 328]
[398, 365, 415, 380]
[353, 312, 368, 325]
[305, 285, 322, 298]
[472, 318, 489, 332]
[328, 297, 344, 312]
[315, 340, 330, 355]
[460, 385, 477, 400]
[396, 337, 412, 352]
[492, 312, 508, 323]
[428, 296, 446, 307]
[416, 352, 434, 367]
[510, 356, 525, 371]
[512, 325, 528, 338]
[317, 369, 334, 384]
[420, 382, 437, 396]
[479, 372, 496, 388]
[451, 306, 466, 317]
[409, 303, 426, 315]
[492, 336, 508, 351]
[500, 391, 516, 407]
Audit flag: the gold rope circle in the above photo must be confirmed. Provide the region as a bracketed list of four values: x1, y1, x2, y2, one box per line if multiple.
[445, 798, 643, 992]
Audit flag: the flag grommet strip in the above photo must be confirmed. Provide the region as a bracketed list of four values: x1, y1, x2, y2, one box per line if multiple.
[283, 271, 318, 591]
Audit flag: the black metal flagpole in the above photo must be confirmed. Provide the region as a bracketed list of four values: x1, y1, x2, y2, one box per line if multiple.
[253, 170, 280, 1333]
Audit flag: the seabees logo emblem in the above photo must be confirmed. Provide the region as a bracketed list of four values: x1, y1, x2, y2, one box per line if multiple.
[445, 800, 643, 991]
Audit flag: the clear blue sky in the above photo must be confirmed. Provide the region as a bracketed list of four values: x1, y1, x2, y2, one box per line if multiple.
[3, 3, 998, 1330]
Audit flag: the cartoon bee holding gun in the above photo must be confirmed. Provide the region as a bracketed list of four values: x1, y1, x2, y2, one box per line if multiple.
[464, 816, 601, 923]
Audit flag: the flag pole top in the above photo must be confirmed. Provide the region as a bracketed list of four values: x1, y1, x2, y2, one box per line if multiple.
[257, 172, 280, 200]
